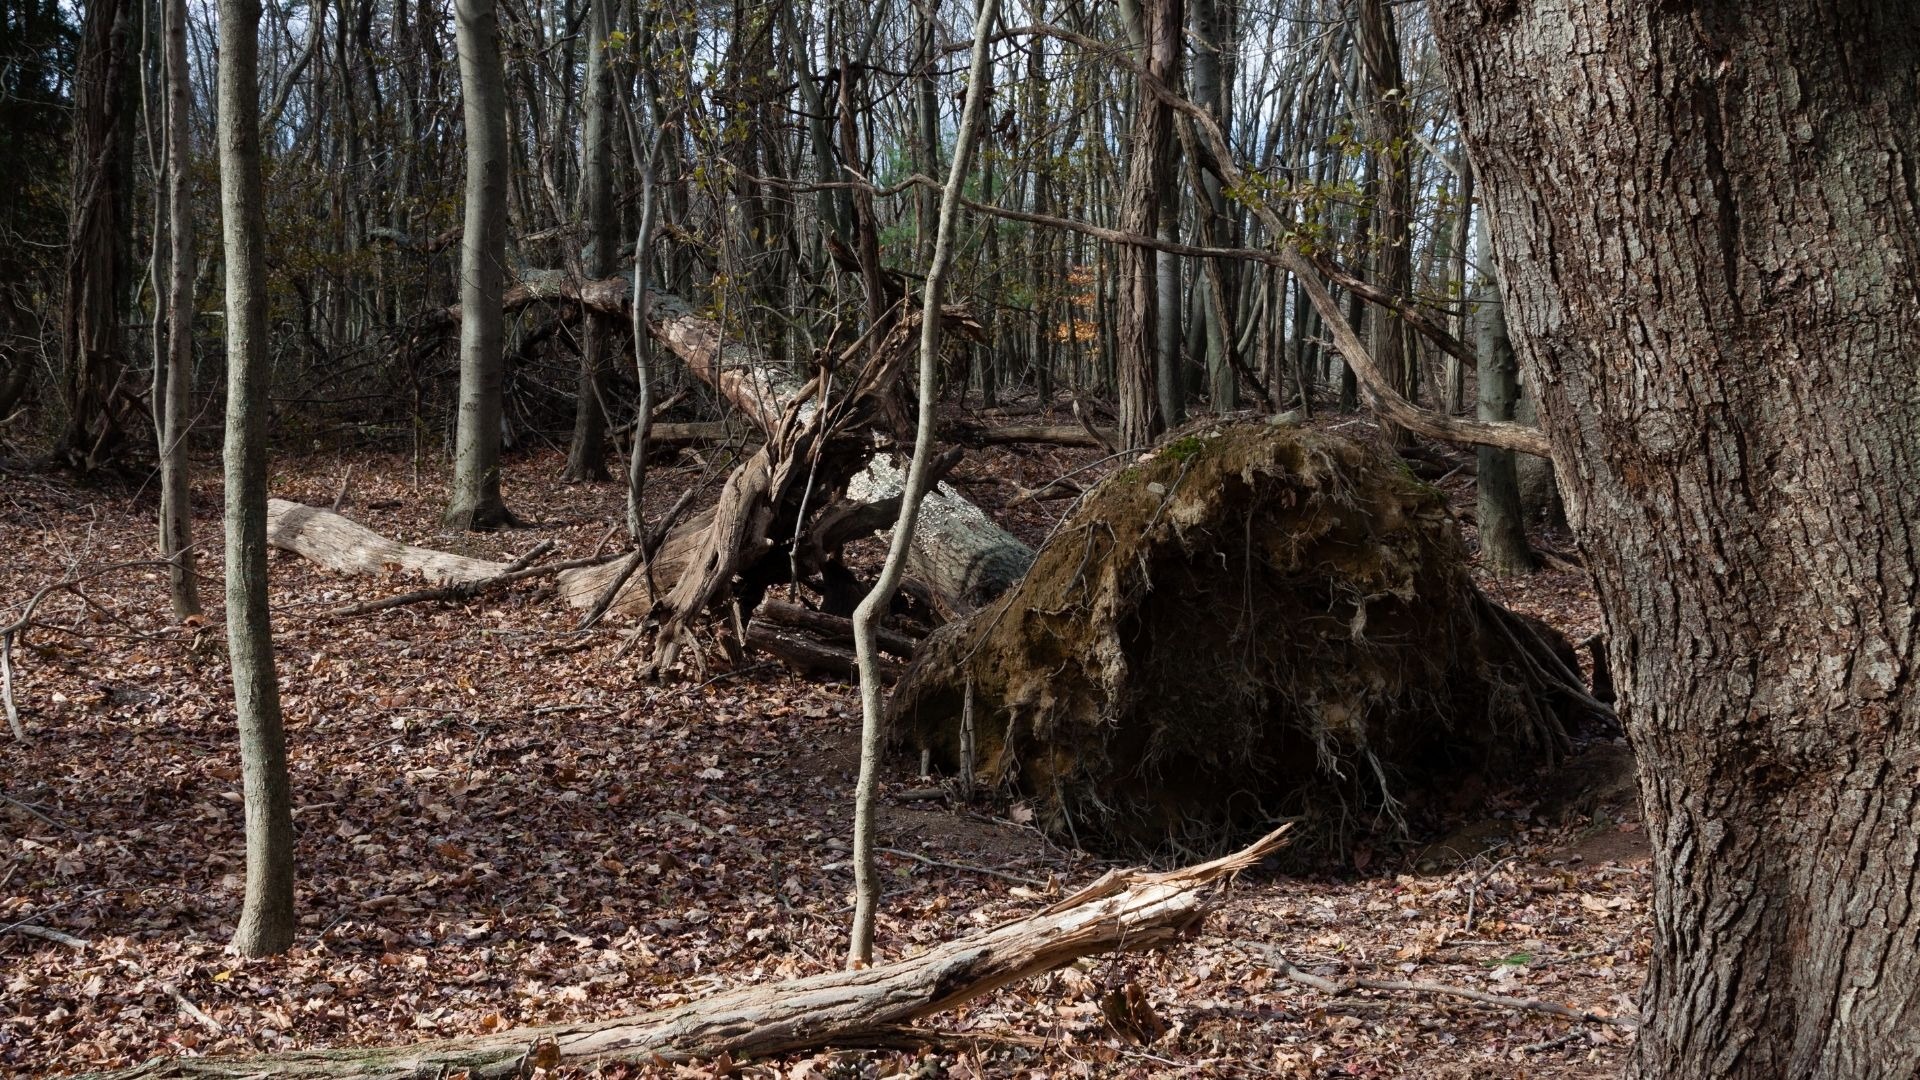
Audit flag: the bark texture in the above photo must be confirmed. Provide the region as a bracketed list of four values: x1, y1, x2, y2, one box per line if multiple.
[1432, 4, 1920, 1075]
[156, 0, 199, 619]
[1471, 253, 1532, 578]
[216, 0, 296, 957]
[443, 0, 515, 530]
[59, 0, 133, 468]
[1112, 0, 1180, 451]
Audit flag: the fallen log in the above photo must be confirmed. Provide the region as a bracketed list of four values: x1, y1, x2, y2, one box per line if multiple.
[945, 422, 1118, 449]
[743, 619, 905, 683]
[421, 275, 1037, 616]
[87, 826, 1290, 1080]
[745, 599, 920, 680]
[757, 599, 921, 658]
[266, 499, 508, 584]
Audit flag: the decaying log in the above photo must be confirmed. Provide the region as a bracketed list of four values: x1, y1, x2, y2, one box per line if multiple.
[266, 500, 509, 584]
[745, 599, 921, 680]
[743, 620, 904, 683]
[422, 276, 1036, 617]
[644, 420, 763, 446]
[848, 455, 1031, 615]
[88, 826, 1290, 1080]
[944, 422, 1118, 449]
[757, 599, 921, 658]
[642, 291, 1033, 616]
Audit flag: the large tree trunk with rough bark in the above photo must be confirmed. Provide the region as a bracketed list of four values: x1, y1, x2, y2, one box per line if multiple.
[85, 828, 1287, 1080]
[1434, 3, 1920, 1075]
[1113, 0, 1179, 451]
[59, 0, 133, 469]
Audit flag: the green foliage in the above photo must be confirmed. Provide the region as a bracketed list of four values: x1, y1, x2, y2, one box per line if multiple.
[1160, 435, 1210, 464]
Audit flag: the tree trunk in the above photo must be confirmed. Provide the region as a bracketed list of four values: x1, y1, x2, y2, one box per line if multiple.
[1434, 3, 1920, 1074]
[562, 0, 615, 483]
[216, 0, 296, 958]
[1113, 0, 1180, 451]
[156, 0, 200, 619]
[1471, 225, 1531, 578]
[1355, 0, 1413, 440]
[443, 0, 516, 529]
[60, 0, 133, 469]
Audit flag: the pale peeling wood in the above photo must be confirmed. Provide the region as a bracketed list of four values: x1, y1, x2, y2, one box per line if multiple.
[265, 499, 508, 585]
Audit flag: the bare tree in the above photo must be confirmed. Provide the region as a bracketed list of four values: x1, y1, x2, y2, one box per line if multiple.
[563, 0, 617, 483]
[154, 0, 201, 620]
[444, 0, 517, 530]
[848, 0, 1002, 968]
[216, 0, 297, 957]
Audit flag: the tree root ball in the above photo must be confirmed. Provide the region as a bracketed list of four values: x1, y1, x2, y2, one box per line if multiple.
[887, 422, 1581, 859]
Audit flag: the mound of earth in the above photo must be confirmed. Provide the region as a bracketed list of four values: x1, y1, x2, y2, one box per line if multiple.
[888, 421, 1593, 858]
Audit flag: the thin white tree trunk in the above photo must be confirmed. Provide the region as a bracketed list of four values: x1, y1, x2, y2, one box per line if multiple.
[847, 0, 1002, 968]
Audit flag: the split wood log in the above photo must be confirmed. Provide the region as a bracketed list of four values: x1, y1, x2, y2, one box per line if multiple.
[757, 599, 921, 658]
[745, 599, 921, 680]
[87, 826, 1290, 1080]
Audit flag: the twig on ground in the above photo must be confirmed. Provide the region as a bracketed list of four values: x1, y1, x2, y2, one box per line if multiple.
[5, 923, 90, 950]
[0, 790, 84, 834]
[331, 465, 355, 512]
[1233, 940, 1635, 1029]
[877, 847, 1046, 887]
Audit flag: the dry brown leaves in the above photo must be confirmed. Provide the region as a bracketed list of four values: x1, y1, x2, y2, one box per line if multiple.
[1, 419, 1646, 1079]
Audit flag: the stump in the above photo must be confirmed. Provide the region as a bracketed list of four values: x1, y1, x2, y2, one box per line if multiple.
[888, 422, 1582, 858]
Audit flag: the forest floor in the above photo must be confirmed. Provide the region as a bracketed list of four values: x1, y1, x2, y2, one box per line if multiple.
[1, 412, 1647, 1078]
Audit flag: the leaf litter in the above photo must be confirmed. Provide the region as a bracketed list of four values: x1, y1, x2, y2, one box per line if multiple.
[0, 436, 1647, 1078]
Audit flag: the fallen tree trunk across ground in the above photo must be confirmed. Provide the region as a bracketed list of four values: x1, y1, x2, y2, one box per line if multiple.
[87, 827, 1289, 1079]
[427, 276, 1035, 619]
[266, 500, 509, 583]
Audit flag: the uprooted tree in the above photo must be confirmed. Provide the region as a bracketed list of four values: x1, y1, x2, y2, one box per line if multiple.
[268, 281, 1604, 859]
[889, 422, 1603, 855]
